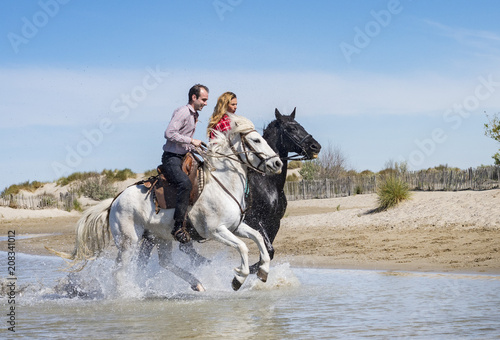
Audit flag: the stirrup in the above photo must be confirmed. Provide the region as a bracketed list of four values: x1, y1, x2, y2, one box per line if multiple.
[172, 225, 191, 243]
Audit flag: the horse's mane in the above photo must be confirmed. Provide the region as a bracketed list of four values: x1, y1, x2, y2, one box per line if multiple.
[263, 119, 278, 138]
[207, 114, 255, 152]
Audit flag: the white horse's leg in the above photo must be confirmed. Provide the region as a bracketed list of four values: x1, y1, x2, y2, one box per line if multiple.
[109, 205, 142, 296]
[212, 225, 252, 291]
[157, 242, 206, 292]
[114, 235, 140, 295]
[233, 222, 271, 283]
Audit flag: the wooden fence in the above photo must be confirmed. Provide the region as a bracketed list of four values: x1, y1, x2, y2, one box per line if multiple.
[3, 167, 500, 208]
[285, 166, 500, 201]
[0, 192, 77, 211]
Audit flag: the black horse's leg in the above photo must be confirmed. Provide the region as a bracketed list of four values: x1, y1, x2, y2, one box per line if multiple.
[179, 242, 211, 267]
[137, 235, 155, 268]
[249, 221, 274, 274]
[158, 242, 205, 292]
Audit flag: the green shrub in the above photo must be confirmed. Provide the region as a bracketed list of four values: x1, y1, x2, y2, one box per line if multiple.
[102, 168, 136, 182]
[360, 170, 374, 176]
[377, 176, 411, 211]
[72, 199, 82, 212]
[58, 169, 136, 187]
[288, 160, 302, 169]
[1, 180, 45, 196]
[57, 171, 100, 186]
[286, 173, 300, 182]
[38, 193, 57, 208]
[72, 176, 117, 201]
[299, 160, 321, 180]
[143, 168, 158, 178]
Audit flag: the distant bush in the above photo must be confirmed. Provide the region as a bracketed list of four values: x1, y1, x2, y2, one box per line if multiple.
[57, 169, 136, 187]
[102, 168, 136, 182]
[288, 161, 302, 169]
[1, 180, 45, 196]
[484, 112, 500, 164]
[345, 170, 358, 177]
[360, 170, 375, 176]
[377, 176, 411, 211]
[72, 199, 82, 212]
[286, 173, 300, 182]
[425, 164, 462, 172]
[299, 160, 321, 180]
[38, 193, 57, 209]
[71, 176, 117, 201]
[143, 168, 158, 178]
[57, 171, 100, 187]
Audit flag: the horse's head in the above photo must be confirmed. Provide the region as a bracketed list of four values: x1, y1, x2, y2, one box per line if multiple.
[237, 129, 283, 174]
[211, 114, 282, 174]
[274, 108, 322, 160]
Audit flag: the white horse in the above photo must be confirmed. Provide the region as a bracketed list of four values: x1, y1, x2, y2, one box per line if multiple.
[50, 114, 283, 293]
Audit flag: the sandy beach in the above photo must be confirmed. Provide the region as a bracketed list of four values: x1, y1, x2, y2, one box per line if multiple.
[1, 189, 499, 274]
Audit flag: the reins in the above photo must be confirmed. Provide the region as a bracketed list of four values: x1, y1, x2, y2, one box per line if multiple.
[230, 130, 276, 174]
[208, 171, 247, 220]
[200, 130, 273, 175]
[194, 129, 276, 224]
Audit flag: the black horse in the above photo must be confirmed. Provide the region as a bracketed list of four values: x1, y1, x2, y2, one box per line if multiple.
[138, 108, 321, 271]
[246, 108, 321, 272]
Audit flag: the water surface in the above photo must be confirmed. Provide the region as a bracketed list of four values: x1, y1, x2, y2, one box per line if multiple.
[1, 251, 499, 339]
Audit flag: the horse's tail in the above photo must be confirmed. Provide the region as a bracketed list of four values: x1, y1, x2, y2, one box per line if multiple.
[46, 198, 113, 270]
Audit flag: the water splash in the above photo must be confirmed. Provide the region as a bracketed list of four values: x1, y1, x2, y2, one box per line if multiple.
[248, 262, 301, 291]
[0, 248, 300, 303]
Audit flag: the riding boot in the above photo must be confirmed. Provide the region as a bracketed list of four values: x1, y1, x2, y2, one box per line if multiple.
[172, 221, 191, 243]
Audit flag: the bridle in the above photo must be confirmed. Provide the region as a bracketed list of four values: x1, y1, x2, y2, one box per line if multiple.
[201, 130, 279, 175]
[195, 129, 280, 219]
[229, 130, 279, 174]
[279, 121, 315, 161]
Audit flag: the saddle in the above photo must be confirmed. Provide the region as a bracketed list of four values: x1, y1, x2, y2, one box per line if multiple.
[137, 152, 204, 214]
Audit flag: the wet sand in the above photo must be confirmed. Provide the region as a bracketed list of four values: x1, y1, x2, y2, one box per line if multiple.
[1, 190, 499, 274]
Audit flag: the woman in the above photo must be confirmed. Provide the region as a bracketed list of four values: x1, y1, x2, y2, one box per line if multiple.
[207, 91, 238, 139]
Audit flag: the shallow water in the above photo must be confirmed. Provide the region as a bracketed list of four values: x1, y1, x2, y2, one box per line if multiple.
[1, 251, 500, 339]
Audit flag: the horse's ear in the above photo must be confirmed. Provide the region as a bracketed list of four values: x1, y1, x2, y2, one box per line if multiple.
[291, 107, 296, 119]
[275, 108, 282, 120]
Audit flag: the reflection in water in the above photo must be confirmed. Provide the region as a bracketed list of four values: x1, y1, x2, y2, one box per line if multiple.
[1, 252, 500, 339]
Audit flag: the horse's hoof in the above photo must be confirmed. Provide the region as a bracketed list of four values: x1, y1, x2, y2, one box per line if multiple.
[232, 277, 242, 291]
[191, 283, 206, 292]
[257, 269, 268, 283]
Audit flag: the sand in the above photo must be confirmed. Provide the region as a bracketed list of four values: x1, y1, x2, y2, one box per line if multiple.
[1, 189, 499, 274]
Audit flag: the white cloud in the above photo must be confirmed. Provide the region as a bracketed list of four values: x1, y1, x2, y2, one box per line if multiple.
[2, 66, 500, 131]
[0, 66, 171, 128]
[424, 20, 500, 62]
[425, 19, 500, 44]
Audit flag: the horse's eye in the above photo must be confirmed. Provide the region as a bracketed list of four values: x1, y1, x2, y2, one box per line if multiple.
[252, 139, 261, 144]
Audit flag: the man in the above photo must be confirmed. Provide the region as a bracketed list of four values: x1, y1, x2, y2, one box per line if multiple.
[162, 84, 209, 243]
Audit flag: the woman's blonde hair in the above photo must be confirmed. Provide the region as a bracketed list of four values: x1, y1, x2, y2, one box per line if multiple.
[207, 91, 237, 137]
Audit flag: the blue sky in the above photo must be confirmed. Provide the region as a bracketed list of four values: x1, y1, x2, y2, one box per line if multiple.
[2, 0, 500, 191]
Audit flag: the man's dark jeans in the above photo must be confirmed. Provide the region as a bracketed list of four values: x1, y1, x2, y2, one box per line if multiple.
[161, 151, 192, 224]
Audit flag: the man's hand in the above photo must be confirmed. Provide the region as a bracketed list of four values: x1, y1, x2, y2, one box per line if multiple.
[191, 139, 202, 147]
